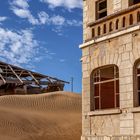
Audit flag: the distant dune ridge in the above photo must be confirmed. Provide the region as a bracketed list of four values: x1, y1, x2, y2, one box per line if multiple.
[0, 91, 82, 140]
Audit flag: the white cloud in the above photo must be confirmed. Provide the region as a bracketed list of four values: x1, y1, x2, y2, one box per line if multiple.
[40, 0, 82, 9]
[66, 19, 82, 26]
[50, 15, 65, 26]
[0, 16, 7, 22]
[9, 0, 82, 35]
[59, 59, 65, 63]
[10, 0, 39, 25]
[38, 11, 49, 24]
[0, 27, 39, 66]
[12, 0, 29, 9]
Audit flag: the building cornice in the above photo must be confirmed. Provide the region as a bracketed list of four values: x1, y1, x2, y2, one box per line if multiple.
[79, 25, 140, 49]
[88, 4, 140, 27]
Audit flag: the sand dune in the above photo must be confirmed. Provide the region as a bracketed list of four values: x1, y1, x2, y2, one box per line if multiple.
[0, 91, 81, 140]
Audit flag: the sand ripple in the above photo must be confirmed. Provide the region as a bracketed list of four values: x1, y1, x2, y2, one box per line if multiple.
[0, 91, 81, 140]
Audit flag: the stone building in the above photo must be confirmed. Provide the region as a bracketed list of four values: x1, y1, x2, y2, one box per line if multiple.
[80, 0, 140, 139]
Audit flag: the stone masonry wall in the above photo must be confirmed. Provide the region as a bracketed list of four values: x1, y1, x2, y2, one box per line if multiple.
[81, 30, 140, 140]
[83, 0, 129, 42]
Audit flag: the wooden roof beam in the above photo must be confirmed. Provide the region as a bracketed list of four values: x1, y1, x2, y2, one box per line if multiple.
[8, 65, 23, 84]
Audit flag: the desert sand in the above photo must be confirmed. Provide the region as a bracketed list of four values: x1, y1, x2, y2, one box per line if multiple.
[0, 91, 81, 140]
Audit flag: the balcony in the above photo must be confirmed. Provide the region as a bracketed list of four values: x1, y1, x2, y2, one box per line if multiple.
[86, 4, 140, 43]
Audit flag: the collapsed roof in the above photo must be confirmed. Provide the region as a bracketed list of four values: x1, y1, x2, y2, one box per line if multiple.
[0, 61, 69, 89]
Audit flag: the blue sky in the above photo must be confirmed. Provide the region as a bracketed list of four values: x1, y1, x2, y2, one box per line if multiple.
[0, 0, 83, 93]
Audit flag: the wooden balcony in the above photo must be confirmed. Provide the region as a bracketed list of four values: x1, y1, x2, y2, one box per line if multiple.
[86, 4, 140, 42]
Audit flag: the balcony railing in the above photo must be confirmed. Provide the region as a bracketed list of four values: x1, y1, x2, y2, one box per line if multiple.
[87, 4, 140, 42]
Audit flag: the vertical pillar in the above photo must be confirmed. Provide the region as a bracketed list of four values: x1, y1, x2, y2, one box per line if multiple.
[82, 46, 91, 139]
[119, 57, 134, 135]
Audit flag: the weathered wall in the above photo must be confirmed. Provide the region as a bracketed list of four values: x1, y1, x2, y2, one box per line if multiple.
[83, 0, 129, 41]
[81, 30, 140, 139]
[90, 115, 120, 135]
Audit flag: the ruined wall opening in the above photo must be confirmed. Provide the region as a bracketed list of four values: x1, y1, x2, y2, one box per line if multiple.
[96, 0, 107, 20]
[91, 65, 120, 111]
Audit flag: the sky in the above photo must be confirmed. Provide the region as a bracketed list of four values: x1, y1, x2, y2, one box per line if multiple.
[0, 0, 83, 93]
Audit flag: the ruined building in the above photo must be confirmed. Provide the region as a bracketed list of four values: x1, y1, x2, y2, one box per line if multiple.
[0, 61, 68, 95]
[80, 0, 140, 139]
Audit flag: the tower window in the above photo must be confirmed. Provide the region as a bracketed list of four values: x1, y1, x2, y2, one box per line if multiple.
[129, 0, 140, 6]
[96, 0, 107, 20]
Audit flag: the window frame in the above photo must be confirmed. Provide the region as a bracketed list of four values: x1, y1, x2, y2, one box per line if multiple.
[96, 0, 107, 20]
[134, 60, 140, 107]
[91, 65, 120, 111]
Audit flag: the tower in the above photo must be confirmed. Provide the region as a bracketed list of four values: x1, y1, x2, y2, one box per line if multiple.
[80, 0, 140, 139]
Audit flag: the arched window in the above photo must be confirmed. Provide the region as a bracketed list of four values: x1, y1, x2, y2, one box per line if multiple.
[91, 65, 119, 110]
[116, 19, 119, 30]
[109, 22, 113, 32]
[122, 17, 126, 28]
[103, 24, 106, 34]
[134, 60, 140, 107]
[129, 14, 133, 25]
[98, 26, 101, 36]
[137, 11, 140, 22]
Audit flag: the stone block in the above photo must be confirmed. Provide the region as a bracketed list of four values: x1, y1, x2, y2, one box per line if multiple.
[119, 68, 133, 77]
[120, 120, 133, 127]
[83, 71, 90, 78]
[119, 60, 132, 69]
[122, 52, 130, 61]
[120, 92, 133, 101]
[125, 43, 133, 51]
[83, 47, 90, 56]
[120, 112, 133, 120]
[120, 76, 132, 85]
[83, 64, 89, 72]
[119, 45, 125, 54]
[120, 128, 133, 135]
[120, 100, 133, 108]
